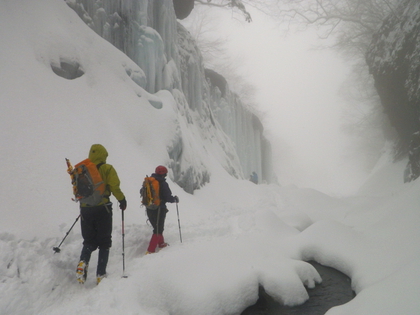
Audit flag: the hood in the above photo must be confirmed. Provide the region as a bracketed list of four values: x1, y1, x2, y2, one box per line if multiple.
[88, 144, 108, 164]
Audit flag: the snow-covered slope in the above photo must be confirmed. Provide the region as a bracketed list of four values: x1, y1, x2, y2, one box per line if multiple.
[1, 1, 420, 315]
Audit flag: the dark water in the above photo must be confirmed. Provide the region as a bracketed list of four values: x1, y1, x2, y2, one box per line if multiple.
[241, 261, 355, 315]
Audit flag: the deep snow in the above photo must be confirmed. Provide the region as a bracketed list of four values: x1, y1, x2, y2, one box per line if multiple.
[1, 1, 420, 314]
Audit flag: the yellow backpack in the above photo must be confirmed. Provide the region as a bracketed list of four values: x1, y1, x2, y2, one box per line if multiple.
[66, 158, 105, 205]
[140, 176, 161, 210]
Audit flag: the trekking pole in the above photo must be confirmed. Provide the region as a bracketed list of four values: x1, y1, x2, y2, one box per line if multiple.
[53, 214, 81, 253]
[121, 210, 128, 278]
[176, 202, 182, 243]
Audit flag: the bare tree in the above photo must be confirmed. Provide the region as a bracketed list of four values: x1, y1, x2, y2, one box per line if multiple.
[194, 0, 281, 22]
[183, 8, 231, 67]
[274, 0, 398, 59]
[182, 6, 257, 105]
[195, 0, 253, 22]
[272, 0, 400, 165]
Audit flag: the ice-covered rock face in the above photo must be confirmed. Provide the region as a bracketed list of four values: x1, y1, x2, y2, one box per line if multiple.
[366, 0, 420, 158]
[66, 0, 274, 192]
[66, 0, 178, 93]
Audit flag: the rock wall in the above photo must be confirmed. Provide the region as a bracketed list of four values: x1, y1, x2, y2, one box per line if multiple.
[366, 0, 420, 158]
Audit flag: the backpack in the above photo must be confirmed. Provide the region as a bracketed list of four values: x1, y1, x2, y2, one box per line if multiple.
[140, 176, 160, 210]
[67, 158, 105, 205]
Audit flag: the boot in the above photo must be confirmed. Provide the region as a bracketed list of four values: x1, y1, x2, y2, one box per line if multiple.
[76, 260, 88, 284]
[97, 248, 110, 278]
[157, 234, 168, 248]
[147, 234, 159, 253]
[97, 274, 106, 285]
[79, 244, 94, 263]
[76, 245, 94, 284]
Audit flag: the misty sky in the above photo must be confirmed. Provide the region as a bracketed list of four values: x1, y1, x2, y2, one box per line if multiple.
[182, 6, 369, 196]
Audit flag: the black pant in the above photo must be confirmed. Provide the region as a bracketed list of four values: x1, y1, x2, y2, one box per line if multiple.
[147, 206, 167, 234]
[79, 204, 112, 276]
[80, 203, 113, 250]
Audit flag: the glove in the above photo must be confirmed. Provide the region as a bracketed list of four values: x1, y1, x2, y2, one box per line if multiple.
[174, 196, 179, 203]
[119, 198, 127, 211]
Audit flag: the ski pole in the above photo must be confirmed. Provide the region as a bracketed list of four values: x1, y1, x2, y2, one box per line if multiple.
[176, 202, 182, 243]
[53, 214, 81, 253]
[121, 210, 128, 278]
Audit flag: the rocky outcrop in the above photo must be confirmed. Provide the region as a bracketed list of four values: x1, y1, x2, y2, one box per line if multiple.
[205, 69, 227, 97]
[366, 0, 420, 159]
[173, 0, 194, 19]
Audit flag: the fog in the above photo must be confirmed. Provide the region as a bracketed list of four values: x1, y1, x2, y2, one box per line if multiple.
[181, 6, 371, 196]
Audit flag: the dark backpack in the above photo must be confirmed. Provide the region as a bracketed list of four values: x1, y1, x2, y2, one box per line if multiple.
[140, 176, 160, 210]
[67, 158, 105, 205]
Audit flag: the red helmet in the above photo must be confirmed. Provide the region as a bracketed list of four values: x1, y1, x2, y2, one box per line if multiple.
[155, 165, 168, 175]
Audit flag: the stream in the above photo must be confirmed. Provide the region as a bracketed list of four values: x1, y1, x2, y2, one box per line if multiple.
[241, 261, 355, 315]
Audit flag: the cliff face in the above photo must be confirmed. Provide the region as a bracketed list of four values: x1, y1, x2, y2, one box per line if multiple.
[366, 0, 420, 160]
[66, 0, 273, 191]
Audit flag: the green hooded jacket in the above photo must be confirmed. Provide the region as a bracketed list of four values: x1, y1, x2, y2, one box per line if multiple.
[81, 144, 125, 207]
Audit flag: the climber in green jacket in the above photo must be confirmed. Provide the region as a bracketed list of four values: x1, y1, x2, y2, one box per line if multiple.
[76, 144, 127, 285]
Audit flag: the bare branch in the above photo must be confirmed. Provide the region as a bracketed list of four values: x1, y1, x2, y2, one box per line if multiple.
[274, 0, 398, 59]
[195, 0, 252, 22]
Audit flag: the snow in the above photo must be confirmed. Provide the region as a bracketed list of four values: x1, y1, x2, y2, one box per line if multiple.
[1, 1, 420, 314]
